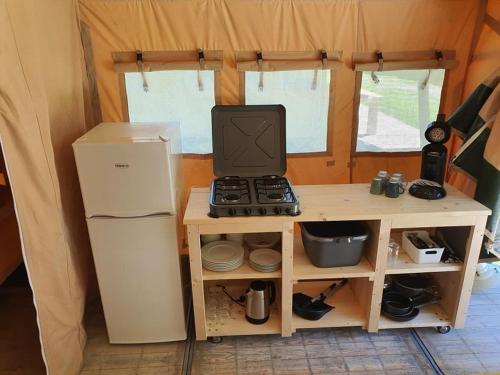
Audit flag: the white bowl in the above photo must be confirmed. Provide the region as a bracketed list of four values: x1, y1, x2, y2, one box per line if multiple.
[201, 234, 222, 245]
[226, 233, 244, 244]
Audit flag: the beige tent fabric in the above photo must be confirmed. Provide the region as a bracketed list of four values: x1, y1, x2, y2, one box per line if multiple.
[449, 0, 500, 196]
[352, 0, 481, 181]
[79, 0, 359, 193]
[79, 0, 482, 192]
[0, 1, 92, 374]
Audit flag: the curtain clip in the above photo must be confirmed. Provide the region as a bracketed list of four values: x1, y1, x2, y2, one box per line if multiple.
[136, 50, 149, 92]
[435, 50, 444, 68]
[197, 49, 206, 92]
[321, 50, 328, 69]
[376, 50, 384, 71]
[198, 49, 206, 70]
[257, 51, 264, 92]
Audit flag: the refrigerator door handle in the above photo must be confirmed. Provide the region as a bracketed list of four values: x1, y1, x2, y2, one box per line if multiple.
[87, 212, 175, 219]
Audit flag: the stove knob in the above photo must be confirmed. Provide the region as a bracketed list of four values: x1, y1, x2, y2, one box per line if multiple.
[244, 208, 252, 215]
[228, 208, 236, 216]
[259, 207, 267, 215]
[274, 207, 282, 215]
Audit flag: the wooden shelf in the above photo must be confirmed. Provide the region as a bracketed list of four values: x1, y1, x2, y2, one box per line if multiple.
[292, 281, 366, 330]
[386, 249, 462, 274]
[378, 303, 450, 329]
[205, 288, 281, 336]
[293, 236, 375, 281]
[185, 183, 491, 339]
[203, 261, 281, 280]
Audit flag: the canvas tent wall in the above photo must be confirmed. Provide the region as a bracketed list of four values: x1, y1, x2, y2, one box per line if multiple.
[79, 0, 483, 200]
[0, 0, 93, 374]
[0, 0, 498, 374]
[449, 0, 500, 196]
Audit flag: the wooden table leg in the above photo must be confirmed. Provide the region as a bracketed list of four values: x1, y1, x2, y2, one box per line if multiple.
[281, 221, 294, 336]
[367, 219, 391, 332]
[452, 216, 488, 329]
[187, 224, 207, 340]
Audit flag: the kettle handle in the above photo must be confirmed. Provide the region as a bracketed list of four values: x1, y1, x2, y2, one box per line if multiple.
[268, 281, 276, 305]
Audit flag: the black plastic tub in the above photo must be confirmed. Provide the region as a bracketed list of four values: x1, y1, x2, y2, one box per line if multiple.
[300, 221, 369, 267]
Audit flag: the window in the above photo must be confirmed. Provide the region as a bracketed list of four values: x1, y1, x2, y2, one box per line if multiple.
[125, 70, 215, 154]
[355, 69, 445, 152]
[245, 70, 331, 154]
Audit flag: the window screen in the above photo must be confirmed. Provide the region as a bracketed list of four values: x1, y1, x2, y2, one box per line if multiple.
[125, 70, 215, 154]
[356, 69, 445, 152]
[245, 70, 331, 153]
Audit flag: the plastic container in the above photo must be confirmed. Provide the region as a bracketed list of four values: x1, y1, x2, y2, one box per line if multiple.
[300, 221, 369, 267]
[402, 231, 444, 264]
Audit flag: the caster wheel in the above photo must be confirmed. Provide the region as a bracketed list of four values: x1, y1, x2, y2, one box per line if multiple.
[437, 326, 451, 334]
[208, 336, 223, 344]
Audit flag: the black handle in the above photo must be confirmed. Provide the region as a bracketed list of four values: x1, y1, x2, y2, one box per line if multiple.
[268, 281, 276, 305]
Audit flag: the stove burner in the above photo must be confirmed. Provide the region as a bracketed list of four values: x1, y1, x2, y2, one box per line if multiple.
[209, 176, 299, 217]
[255, 177, 295, 204]
[225, 193, 241, 202]
[268, 192, 284, 201]
[212, 177, 251, 205]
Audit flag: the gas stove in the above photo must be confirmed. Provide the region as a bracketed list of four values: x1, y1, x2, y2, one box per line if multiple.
[209, 175, 299, 217]
[209, 105, 300, 217]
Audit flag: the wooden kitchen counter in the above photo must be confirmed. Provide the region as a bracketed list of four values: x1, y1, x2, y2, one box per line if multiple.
[184, 183, 489, 226]
[184, 183, 491, 340]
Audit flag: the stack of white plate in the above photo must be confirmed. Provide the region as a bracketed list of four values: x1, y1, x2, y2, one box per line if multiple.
[202, 240, 245, 272]
[249, 248, 282, 273]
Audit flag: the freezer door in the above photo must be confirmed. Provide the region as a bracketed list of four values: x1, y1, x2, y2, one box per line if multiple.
[87, 215, 186, 343]
[74, 140, 177, 217]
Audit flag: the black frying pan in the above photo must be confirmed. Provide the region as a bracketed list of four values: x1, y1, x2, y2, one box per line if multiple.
[393, 274, 437, 297]
[382, 307, 420, 322]
[382, 290, 440, 318]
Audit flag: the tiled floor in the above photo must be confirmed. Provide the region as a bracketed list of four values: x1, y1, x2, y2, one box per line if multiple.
[80, 302, 185, 375]
[4, 268, 500, 375]
[80, 272, 500, 375]
[190, 328, 434, 375]
[415, 278, 500, 375]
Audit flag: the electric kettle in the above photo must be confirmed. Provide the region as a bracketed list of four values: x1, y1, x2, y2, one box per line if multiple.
[245, 280, 276, 324]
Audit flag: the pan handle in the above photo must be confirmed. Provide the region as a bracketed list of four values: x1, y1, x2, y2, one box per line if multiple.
[268, 281, 276, 305]
[411, 292, 440, 308]
[312, 279, 348, 303]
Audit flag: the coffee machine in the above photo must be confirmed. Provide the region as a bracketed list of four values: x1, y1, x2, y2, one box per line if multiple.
[420, 114, 450, 186]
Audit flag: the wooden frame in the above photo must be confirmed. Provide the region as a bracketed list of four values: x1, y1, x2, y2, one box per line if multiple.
[184, 183, 490, 339]
[113, 50, 223, 157]
[350, 50, 457, 157]
[236, 50, 343, 157]
[80, 21, 103, 126]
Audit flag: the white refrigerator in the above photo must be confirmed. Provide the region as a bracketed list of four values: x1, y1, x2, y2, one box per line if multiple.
[73, 122, 186, 343]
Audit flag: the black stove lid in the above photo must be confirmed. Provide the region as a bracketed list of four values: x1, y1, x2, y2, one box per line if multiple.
[211, 105, 286, 177]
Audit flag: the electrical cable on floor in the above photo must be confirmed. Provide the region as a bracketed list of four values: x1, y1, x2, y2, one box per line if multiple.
[181, 298, 195, 375]
[410, 328, 444, 375]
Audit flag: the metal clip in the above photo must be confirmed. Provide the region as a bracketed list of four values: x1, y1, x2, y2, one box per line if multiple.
[197, 49, 206, 91]
[257, 51, 264, 92]
[376, 50, 384, 71]
[136, 50, 149, 92]
[435, 50, 444, 68]
[321, 50, 328, 69]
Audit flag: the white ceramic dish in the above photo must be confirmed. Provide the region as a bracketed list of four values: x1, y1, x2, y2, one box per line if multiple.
[201, 233, 222, 245]
[226, 233, 244, 244]
[244, 232, 281, 250]
[249, 248, 282, 267]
